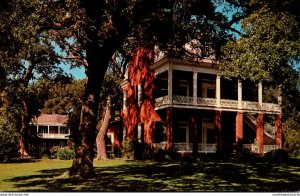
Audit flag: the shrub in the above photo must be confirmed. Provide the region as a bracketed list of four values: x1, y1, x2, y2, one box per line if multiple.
[55, 148, 74, 160]
[288, 148, 300, 159]
[264, 149, 289, 163]
[120, 140, 134, 159]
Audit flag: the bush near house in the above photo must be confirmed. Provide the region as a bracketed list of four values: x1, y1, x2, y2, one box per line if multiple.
[55, 148, 75, 160]
[283, 124, 300, 159]
[120, 141, 134, 160]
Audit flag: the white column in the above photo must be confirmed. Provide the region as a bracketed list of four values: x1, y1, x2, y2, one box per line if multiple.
[216, 75, 221, 107]
[193, 72, 198, 105]
[123, 90, 127, 109]
[168, 62, 173, 104]
[238, 79, 242, 109]
[277, 84, 282, 113]
[258, 81, 263, 108]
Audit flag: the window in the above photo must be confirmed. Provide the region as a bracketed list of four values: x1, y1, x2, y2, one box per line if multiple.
[123, 91, 128, 109]
[137, 83, 143, 104]
[207, 88, 216, 98]
[60, 126, 69, 134]
[189, 125, 202, 143]
[158, 78, 168, 97]
[202, 120, 215, 144]
[106, 133, 114, 153]
[138, 123, 144, 143]
[38, 126, 48, 134]
[49, 126, 58, 134]
[178, 80, 189, 96]
[206, 128, 216, 144]
[202, 83, 215, 98]
[173, 122, 188, 143]
[154, 122, 166, 143]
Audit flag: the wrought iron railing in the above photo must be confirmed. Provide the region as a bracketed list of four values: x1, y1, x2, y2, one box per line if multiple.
[173, 96, 193, 105]
[155, 96, 169, 107]
[220, 99, 238, 108]
[242, 101, 259, 110]
[155, 95, 280, 113]
[262, 103, 281, 113]
[197, 97, 217, 106]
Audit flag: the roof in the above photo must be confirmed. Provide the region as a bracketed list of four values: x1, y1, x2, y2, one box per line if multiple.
[32, 114, 68, 125]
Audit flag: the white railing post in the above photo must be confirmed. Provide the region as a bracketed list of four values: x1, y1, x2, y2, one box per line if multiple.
[277, 84, 282, 113]
[168, 62, 173, 105]
[238, 79, 242, 109]
[216, 75, 221, 107]
[193, 72, 197, 105]
[258, 81, 263, 109]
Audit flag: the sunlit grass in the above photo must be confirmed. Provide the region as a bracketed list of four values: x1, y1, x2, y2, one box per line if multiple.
[0, 158, 299, 192]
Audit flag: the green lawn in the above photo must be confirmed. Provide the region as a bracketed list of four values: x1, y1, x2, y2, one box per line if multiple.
[0, 158, 299, 192]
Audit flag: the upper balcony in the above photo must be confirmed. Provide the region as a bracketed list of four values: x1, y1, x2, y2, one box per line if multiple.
[155, 95, 280, 114]
[32, 124, 70, 140]
[151, 58, 282, 114]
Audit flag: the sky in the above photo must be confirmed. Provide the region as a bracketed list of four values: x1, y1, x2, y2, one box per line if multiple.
[63, 65, 86, 79]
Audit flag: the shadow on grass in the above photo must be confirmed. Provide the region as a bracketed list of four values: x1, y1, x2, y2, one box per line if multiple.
[2, 158, 42, 164]
[6, 159, 300, 192]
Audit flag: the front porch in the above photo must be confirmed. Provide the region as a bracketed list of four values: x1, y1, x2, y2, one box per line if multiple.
[152, 108, 283, 155]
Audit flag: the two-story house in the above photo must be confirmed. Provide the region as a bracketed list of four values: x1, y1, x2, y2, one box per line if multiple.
[31, 114, 71, 151]
[121, 47, 282, 155]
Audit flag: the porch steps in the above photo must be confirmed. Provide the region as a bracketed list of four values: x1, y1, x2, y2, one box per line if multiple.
[244, 113, 275, 140]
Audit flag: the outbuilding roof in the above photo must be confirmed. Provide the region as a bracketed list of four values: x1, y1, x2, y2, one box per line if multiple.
[32, 114, 68, 125]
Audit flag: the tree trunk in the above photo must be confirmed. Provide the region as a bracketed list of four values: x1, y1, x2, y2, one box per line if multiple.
[69, 0, 130, 178]
[69, 50, 106, 178]
[19, 60, 34, 157]
[19, 100, 31, 157]
[96, 97, 111, 160]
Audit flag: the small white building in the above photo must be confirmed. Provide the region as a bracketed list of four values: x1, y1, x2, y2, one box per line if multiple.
[31, 114, 71, 150]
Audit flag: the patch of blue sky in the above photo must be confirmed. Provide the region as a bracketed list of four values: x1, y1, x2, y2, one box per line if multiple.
[215, 2, 243, 39]
[52, 39, 86, 79]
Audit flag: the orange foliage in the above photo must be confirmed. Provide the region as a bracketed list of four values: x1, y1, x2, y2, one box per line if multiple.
[122, 47, 161, 145]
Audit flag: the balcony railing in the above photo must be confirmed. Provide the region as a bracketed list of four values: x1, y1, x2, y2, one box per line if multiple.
[173, 95, 193, 105]
[38, 133, 69, 139]
[197, 97, 217, 106]
[155, 96, 169, 106]
[155, 95, 280, 113]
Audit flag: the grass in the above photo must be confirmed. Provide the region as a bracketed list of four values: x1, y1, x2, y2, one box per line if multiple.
[0, 158, 299, 192]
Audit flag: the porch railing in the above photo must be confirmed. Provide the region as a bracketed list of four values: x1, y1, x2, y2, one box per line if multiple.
[243, 144, 279, 153]
[153, 142, 216, 153]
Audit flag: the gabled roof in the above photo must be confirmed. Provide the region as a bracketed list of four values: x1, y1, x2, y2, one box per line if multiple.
[32, 114, 68, 125]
